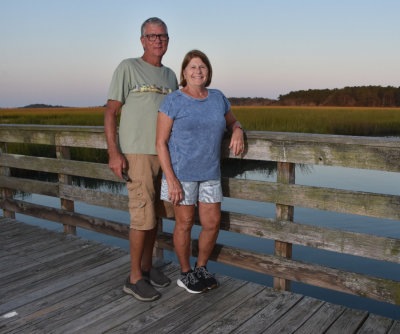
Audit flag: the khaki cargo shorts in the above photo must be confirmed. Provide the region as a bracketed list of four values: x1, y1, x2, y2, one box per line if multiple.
[125, 154, 174, 230]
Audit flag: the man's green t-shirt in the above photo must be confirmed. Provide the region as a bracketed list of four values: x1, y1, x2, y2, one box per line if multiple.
[108, 57, 178, 155]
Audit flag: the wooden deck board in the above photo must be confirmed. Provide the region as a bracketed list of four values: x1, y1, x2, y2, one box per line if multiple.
[0, 218, 397, 334]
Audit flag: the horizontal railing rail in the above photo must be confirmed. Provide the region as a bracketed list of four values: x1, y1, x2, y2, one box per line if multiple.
[0, 124, 399, 305]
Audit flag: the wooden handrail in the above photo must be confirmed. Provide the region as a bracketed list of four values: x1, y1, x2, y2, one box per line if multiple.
[0, 124, 399, 305]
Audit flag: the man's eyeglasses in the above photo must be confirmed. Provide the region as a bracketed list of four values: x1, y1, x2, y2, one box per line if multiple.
[144, 34, 169, 42]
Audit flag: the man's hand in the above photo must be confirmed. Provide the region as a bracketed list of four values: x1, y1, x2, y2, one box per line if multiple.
[108, 151, 126, 180]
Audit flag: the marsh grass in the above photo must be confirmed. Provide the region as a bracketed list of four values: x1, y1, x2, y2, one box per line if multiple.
[1, 106, 400, 163]
[232, 106, 400, 136]
[2, 106, 399, 192]
[2, 106, 400, 136]
[0, 107, 106, 125]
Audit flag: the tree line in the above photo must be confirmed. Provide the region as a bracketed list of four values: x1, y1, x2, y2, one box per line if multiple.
[228, 86, 400, 107]
[15, 86, 400, 109]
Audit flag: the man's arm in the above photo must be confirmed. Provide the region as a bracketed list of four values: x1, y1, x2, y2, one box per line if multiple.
[104, 99, 126, 179]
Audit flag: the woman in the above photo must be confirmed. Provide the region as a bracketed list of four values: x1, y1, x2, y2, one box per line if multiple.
[156, 50, 244, 293]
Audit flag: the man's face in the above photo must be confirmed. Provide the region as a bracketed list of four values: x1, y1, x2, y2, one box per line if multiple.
[141, 24, 169, 58]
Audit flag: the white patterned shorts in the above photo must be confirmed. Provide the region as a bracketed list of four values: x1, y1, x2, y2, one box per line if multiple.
[161, 179, 223, 205]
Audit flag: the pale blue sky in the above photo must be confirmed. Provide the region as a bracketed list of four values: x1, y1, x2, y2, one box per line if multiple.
[1, 0, 399, 107]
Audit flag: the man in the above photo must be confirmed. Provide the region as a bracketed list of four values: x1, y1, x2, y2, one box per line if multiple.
[104, 17, 177, 302]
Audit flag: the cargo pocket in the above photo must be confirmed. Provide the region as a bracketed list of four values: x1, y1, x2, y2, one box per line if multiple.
[129, 199, 147, 223]
[127, 180, 143, 199]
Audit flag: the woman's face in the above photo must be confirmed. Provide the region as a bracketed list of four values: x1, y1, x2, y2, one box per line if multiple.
[183, 57, 208, 88]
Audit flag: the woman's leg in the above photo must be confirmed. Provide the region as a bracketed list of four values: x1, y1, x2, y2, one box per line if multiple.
[197, 202, 221, 267]
[173, 204, 196, 272]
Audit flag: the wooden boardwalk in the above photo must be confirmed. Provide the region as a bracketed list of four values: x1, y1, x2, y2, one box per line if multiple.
[0, 217, 399, 334]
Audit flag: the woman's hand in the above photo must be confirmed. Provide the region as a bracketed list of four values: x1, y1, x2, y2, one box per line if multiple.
[225, 110, 245, 156]
[167, 177, 183, 205]
[229, 127, 245, 156]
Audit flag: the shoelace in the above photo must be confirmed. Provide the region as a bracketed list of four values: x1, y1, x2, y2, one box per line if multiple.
[196, 266, 213, 279]
[182, 272, 199, 285]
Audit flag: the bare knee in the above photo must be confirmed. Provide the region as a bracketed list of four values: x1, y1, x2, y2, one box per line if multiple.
[200, 218, 220, 233]
[175, 215, 194, 232]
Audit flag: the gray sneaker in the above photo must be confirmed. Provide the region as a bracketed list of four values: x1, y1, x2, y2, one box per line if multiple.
[142, 267, 171, 288]
[123, 276, 161, 301]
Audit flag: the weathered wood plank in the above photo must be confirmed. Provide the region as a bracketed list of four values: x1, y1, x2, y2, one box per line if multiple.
[325, 308, 369, 333]
[0, 244, 109, 298]
[294, 302, 346, 334]
[138, 278, 246, 334]
[81, 269, 221, 334]
[274, 161, 294, 290]
[219, 212, 400, 264]
[1, 153, 120, 182]
[222, 178, 400, 221]
[198, 287, 290, 334]
[0, 175, 58, 197]
[0, 125, 106, 148]
[59, 184, 128, 211]
[223, 131, 400, 172]
[168, 282, 266, 334]
[0, 239, 93, 279]
[1, 219, 398, 333]
[157, 233, 400, 305]
[388, 321, 400, 333]
[263, 296, 324, 333]
[0, 253, 130, 315]
[356, 313, 394, 334]
[0, 263, 131, 333]
[0, 142, 15, 218]
[231, 292, 303, 334]
[53, 269, 193, 334]
[56, 145, 76, 234]
[2, 125, 400, 171]
[0, 198, 130, 239]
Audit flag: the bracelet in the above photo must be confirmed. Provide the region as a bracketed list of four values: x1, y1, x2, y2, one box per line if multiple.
[233, 124, 244, 132]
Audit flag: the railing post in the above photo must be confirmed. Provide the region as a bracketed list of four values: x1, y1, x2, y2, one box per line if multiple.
[0, 143, 15, 219]
[274, 161, 295, 291]
[154, 218, 164, 259]
[56, 145, 76, 235]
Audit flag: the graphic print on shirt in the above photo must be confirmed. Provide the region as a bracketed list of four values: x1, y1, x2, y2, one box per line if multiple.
[131, 84, 172, 95]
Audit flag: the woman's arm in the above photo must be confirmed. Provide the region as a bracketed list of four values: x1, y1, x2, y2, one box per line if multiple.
[156, 112, 183, 205]
[225, 110, 245, 156]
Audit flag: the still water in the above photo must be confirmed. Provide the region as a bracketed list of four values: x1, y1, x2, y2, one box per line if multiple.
[12, 162, 400, 320]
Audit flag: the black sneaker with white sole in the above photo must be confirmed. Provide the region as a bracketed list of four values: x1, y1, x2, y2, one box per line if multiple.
[123, 276, 161, 301]
[194, 264, 219, 290]
[177, 270, 207, 294]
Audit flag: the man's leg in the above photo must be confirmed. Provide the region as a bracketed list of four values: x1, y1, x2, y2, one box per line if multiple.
[129, 228, 147, 283]
[141, 224, 158, 272]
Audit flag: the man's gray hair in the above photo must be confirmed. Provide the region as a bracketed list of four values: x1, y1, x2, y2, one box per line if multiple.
[141, 17, 168, 36]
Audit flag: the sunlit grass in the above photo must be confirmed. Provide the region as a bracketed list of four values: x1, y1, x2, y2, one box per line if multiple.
[0, 107, 105, 125]
[1, 106, 400, 136]
[232, 106, 400, 136]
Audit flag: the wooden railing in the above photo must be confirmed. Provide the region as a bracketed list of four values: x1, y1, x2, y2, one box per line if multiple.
[1, 124, 399, 306]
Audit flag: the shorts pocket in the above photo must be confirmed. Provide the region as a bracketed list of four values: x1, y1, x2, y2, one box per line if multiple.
[127, 180, 143, 198]
[129, 199, 146, 223]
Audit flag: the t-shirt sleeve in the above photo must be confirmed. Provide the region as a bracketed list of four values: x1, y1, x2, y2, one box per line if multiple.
[220, 91, 231, 115]
[159, 93, 177, 120]
[107, 60, 130, 104]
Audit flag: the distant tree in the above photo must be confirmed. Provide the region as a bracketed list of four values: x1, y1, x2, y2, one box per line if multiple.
[278, 86, 400, 107]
